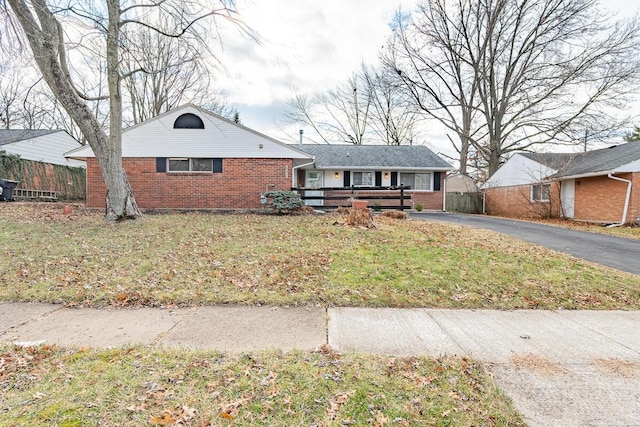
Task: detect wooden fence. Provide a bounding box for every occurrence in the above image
[446,192,484,214]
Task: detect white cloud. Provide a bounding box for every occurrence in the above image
[214,0,640,154]
[216,1,416,118]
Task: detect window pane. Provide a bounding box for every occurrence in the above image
[353,172,373,186]
[399,173,415,188]
[191,158,213,172]
[415,173,432,190]
[168,158,189,171]
[541,184,550,201]
[532,184,550,201]
[532,185,541,201]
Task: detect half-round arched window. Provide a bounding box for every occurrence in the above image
[173,113,204,129]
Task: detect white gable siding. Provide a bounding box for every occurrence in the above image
[66,105,311,161]
[615,159,640,174]
[3,131,85,167]
[482,154,558,188]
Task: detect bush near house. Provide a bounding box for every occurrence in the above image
[264,191,304,213]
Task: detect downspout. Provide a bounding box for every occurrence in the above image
[292,159,315,188]
[292,129,315,188]
[606,173,632,227]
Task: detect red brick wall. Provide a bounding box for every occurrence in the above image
[484,174,640,224]
[484,182,561,218]
[573,173,638,223]
[631,173,640,223]
[86,157,293,209]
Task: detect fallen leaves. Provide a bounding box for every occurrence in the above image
[150,405,197,426]
[510,353,567,376]
[328,390,355,420]
[593,358,640,378]
[219,396,250,419]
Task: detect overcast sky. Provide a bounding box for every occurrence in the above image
[216,0,640,155]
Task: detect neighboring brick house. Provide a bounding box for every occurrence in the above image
[65,104,453,210]
[482,142,640,224]
[297,145,453,210]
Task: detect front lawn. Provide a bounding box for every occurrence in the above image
[1,203,637,310]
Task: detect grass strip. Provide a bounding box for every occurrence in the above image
[0,344,525,426]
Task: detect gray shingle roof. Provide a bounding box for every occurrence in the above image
[299,144,453,170]
[523,142,640,179]
[556,142,640,177]
[0,129,58,146]
[520,152,576,170]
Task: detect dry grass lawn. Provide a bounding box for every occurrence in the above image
[0,203,637,310]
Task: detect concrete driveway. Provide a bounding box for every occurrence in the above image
[411,212,640,275]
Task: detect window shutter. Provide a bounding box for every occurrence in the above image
[434,172,441,191]
[213,158,223,173]
[343,171,350,187]
[156,158,166,173]
[375,171,382,187]
[391,172,398,186]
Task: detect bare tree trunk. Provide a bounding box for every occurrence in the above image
[8,0,141,220]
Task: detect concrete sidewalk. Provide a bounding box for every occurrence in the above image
[2,303,639,426]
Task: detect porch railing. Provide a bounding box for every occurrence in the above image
[292,185,411,210]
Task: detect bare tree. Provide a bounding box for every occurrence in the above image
[286,73,372,144]
[121,20,211,125]
[387,0,640,176]
[383,5,482,173]
[4,0,240,220]
[285,63,420,145]
[362,64,419,145]
[0,65,23,128]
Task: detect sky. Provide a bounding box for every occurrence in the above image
[215,0,418,142]
[215,0,640,157]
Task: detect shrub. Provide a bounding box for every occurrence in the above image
[264,191,304,213]
[373,202,382,212]
[415,203,423,212]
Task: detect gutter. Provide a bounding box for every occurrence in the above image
[606,173,633,227]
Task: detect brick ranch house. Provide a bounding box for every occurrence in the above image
[482,142,640,224]
[65,104,313,209]
[65,104,453,210]
[297,144,453,210]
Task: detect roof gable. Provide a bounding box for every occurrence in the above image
[67,104,312,160]
[299,144,453,170]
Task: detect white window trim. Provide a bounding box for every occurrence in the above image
[400,172,434,192]
[531,183,551,202]
[167,157,213,173]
